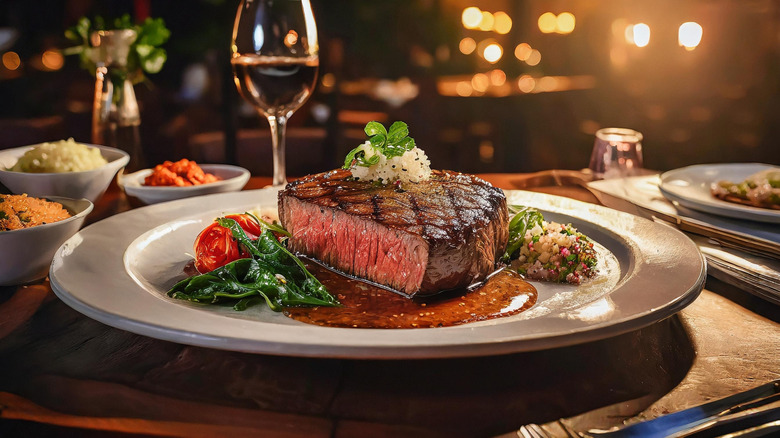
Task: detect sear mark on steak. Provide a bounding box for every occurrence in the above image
[278,169,508,297]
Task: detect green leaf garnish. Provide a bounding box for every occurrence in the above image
[342,121,416,169]
[168,217,339,311]
[503,205,545,262]
[364,121,387,137]
[386,121,409,144]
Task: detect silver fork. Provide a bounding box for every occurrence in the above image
[507,380,780,438]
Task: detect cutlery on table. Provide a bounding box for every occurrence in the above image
[505,379,780,438]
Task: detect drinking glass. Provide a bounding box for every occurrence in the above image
[588,128,643,179]
[231,0,319,187]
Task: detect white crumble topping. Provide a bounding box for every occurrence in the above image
[349,141,432,184]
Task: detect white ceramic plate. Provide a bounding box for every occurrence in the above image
[659,163,780,224]
[119,164,250,205]
[49,189,705,359]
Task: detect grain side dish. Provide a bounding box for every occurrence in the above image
[9,138,108,173]
[143,159,221,186]
[506,208,597,284]
[0,194,72,231]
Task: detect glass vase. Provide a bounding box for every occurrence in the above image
[91,29,143,172]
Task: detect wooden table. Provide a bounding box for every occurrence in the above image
[1,172,778,437]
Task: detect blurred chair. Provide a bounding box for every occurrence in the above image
[188,127,328,177]
[0,116,66,149]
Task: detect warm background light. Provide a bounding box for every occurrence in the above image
[283,30,298,47]
[471,73,489,92]
[455,80,472,97]
[538,12,557,33]
[679,22,703,50]
[478,11,495,31]
[2,51,21,70]
[633,23,650,47]
[493,12,512,34]
[483,43,503,63]
[517,75,536,93]
[538,12,576,34]
[461,7,482,29]
[526,49,541,66]
[41,50,64,70]
[556,12,576,34]
[320,72,335,89]
[459,37,476,55]
[514,43,532,61]
[489,69,506,86]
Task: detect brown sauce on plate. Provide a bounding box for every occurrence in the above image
[285,263,537,329]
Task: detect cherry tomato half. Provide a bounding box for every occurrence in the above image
[193,214,263,273]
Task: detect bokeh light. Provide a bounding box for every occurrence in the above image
[624,25,635,44]
[526,49,541,66]
[679,22,703,50]
[471,73,490,92]
[459,37,477,55]
[493,12,512,34]
[483,43,503,63]
[478,11,495,31]
[320,72,335,89]
[2,51,21,70]
[514,43,532,61]
[538,12,557,34]
[633,23,650,47]
[479,140,494,162]
[41,50,64,70]
[537,76,558,92]
[518,75,536,93]
[556,12,575,34]
[489,69,506,86]
[284,30,298,47]
[462,7,482,29]
[455,81,473,97]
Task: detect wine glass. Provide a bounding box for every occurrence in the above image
[231,0,319,187]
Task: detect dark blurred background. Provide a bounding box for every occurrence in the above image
[1,0,778,177]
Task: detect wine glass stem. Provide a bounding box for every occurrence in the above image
[267,115,287,187]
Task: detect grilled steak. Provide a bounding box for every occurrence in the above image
[278,169,508,297]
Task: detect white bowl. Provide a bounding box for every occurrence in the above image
[0,143,130,203]
[0,196,94,285]
[118,164,250,205]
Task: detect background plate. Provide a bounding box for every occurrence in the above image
[50,189,705,359]
[659,163,780,224]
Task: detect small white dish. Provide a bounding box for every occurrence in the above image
[0,143,129,203]
[659,163,780,224]
[118,164,250,204]
[0,196,93,286]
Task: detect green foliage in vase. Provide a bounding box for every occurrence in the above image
[64,14,170,84]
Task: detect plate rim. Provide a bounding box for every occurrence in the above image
[49,188,706,359]
[659,163,780,223]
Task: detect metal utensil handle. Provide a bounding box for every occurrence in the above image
[586,380,779,438]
